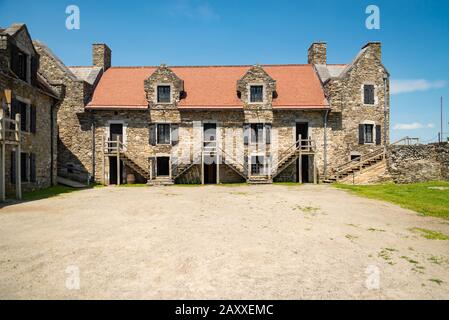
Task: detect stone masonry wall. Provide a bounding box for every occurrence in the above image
[34,42,94,181]
[323,43,390,173]
[0,72,57,195]
[387,144,449,184]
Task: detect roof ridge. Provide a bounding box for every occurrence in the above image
[79,64,315,70]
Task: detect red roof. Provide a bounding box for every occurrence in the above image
[86,65,329,110]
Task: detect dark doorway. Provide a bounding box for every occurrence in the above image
[296,155,310,183]
[203,123,217,149]
[204,164,217,184]
[109,157,124,185]
[296,122,308,145]
[157,157,170,176]
[110,123,123,142]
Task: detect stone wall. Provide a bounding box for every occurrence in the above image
[0,69,57,195]
[323,42,390,173]
[34,41,94,181]
[387,144,449,184]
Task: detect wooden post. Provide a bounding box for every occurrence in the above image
[169,156,172,180]
[216,151,220,184]
[201,150,204,185]
[15,114,21,200]
[116,136,120,186]
[101,135,105,185]
[298,154,302,184]
[0,109,5,201]
[313,155,317,184]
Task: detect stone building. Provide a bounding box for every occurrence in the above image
[0,24,59,200]
[36,35,390,186]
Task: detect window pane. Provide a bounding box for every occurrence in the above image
[251,155,265,175]
[250,123,264,144]
[157,124,170,144]
[364,124,374,143]
[157,86,171,103]
[250,86,263,103]
[364,85,374,104]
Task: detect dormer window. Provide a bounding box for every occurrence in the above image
[157,85,171,103]
[11,49,28,82]
[250,85,263,103]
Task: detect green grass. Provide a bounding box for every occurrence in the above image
[335,181,449,220]
[23,185,81,201]
[410,228,449,240]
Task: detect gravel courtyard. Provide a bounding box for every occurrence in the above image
[0,184,448,299]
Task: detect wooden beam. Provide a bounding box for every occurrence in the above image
[0,109,5,201]
[116,136,120,186]
[15,114,21,200]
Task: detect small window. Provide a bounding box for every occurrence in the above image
[157,85,171,103]
[11,49,28,82]
[251,155,265,175]
[19,102,28,132]
[250,123,264,144]
[364,84,375,105]
[250,85,263,103]
[20,152,28,182]
[157,124,171,145]
[364,124,374,144]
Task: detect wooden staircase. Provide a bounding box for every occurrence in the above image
[323,147,385,184]
[120,153,150,180]
[271,138,316,180]
[104,139,150,184]
[322,137,420,184]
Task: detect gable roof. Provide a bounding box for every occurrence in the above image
[86,64,329,110]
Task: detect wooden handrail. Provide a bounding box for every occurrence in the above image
[391,136,420,146]
[216,146,246,174]
[335,147,385,174]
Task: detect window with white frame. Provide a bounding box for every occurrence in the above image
[363,124,374,144]
[250,123,264,144]
[251,155,265,176]
[250,85,263,103]
[157,85,171,103]
[157,123,171,145]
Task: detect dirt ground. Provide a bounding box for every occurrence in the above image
[0,184,448,300]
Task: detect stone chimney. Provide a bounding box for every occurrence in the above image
[362,42,381,60]
[92,44,111,70]
[308,42,327,65]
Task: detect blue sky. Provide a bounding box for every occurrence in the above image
[1,0,448,142]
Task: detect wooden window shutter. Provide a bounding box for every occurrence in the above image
[30,105,37,133]
[171,124,179,146]
[11,151,16,184]
[31,56,38,86]
[376,125,382,145]
[359,124,365,145]
[243,124,250,145]
[265,124,271,144]
[30,153,36,182]
[20,102,27,132]
[149,124,156,146]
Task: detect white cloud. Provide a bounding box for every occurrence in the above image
[390,79,446,95]
[169,0,220,21]
[393,122,435,130]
